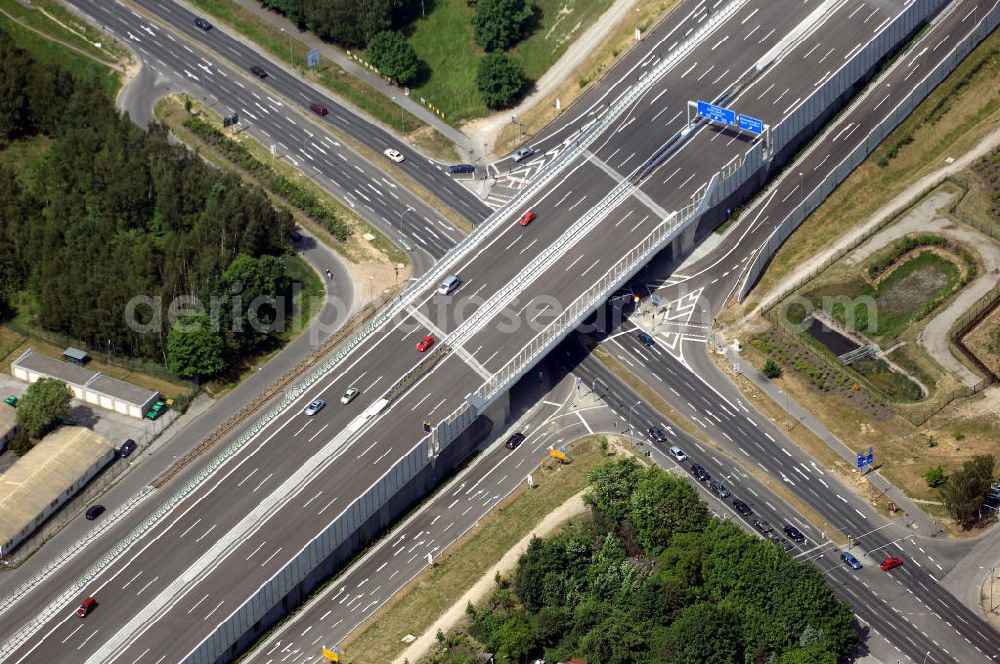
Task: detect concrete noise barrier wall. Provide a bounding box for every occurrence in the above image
[739,0,1000,300]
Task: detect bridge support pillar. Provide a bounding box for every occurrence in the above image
[671,221,698,259]
[482,389,510,430]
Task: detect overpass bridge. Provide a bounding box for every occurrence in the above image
[0,0,977,661]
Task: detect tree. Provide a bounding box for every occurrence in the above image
[663,602,743,663]
[472,0,534,51]
[15,377,72,437]
[941,455,995,526]
[924,465,945,488]
[8,427,33,456]
[476,52,527,110]
[630,469,708,552]
[492,614,535,660]
[167,314,227,379]
[763,359,782,379]
[367,31,420,85]
[585,457,645,526]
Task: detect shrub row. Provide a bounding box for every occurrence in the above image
[184,115,352,240]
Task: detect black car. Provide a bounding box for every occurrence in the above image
[194,17,212,31]
[691,463,710,482]
[250,65,268,78]
[752,518,773,534]
[449,164,475,174]
[119,439,137,458]
[783,524,806,543]
[85,505,105,521]
[505,432,525,450]
[636,331,654,347]
[732,499,753,517]
[646,426,667,443]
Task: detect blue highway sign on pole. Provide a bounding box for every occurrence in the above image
[696,100,736,126]
[307,48,320,68]
[856,447,874,469]
[737,113,764,134]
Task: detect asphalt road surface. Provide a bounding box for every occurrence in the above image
[4,1,997,663]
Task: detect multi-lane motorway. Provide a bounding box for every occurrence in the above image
[4,0,1000,662]
[66,0,481,264]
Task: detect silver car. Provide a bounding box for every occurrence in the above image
[512,147,535,162]
[304,399,326,416]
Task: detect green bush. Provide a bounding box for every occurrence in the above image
[924,466,946,488]
[762,359,782,379]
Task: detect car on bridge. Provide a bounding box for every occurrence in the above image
[841,552,863,570]
[76,597,97,618]
[341,388,359,405]
[384,148,405,163]
[518,210,536,226]
[880,556,904,571]
[416,335,434,352]
[304,399,326,416]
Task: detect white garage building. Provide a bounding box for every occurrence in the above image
[11,349,159,419]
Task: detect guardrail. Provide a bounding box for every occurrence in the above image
[739,0,997,300]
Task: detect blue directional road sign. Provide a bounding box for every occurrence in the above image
[307,48,320,69]
[856,447,874,469]
[737,113,764,134]
[697,100,736,126]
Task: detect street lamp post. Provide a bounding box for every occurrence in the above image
[628,400,641,436]
[281,27,293,68]
[392,96,404,133]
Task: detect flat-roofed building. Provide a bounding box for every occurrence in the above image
[0,404,15,453]
[0,427,116,554]
[11,349,159,419]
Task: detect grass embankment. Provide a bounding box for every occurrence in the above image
[396,0,612,126]
[492,0,681,155]
[182,0,458,161]
[743,31,1000,310]
[0,0,126,96]
[342,436,610,662]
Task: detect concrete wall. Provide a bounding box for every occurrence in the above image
[739,1,1000,299]
[190,413,495,663]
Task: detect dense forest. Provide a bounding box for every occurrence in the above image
[435,459,857,663]
[258,0,423,47]
[0,28,294,377]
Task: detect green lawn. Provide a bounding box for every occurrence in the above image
[396,0,612,125]
[0,0,121,97]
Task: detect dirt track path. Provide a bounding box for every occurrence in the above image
[392,491,588,664]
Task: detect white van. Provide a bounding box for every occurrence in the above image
[437,275,460,295]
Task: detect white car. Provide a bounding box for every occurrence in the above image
[341,387,359,404]
[383,148,405,163]
[304,399,326,416]
[668,445,687,462]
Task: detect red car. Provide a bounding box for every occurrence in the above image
[518,210,536,226]
[416,335,434,352]
[880,556,903,571]
[76,597,96,618]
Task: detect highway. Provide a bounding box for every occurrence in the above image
[3,0,998,662]
[65,0,475,262]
